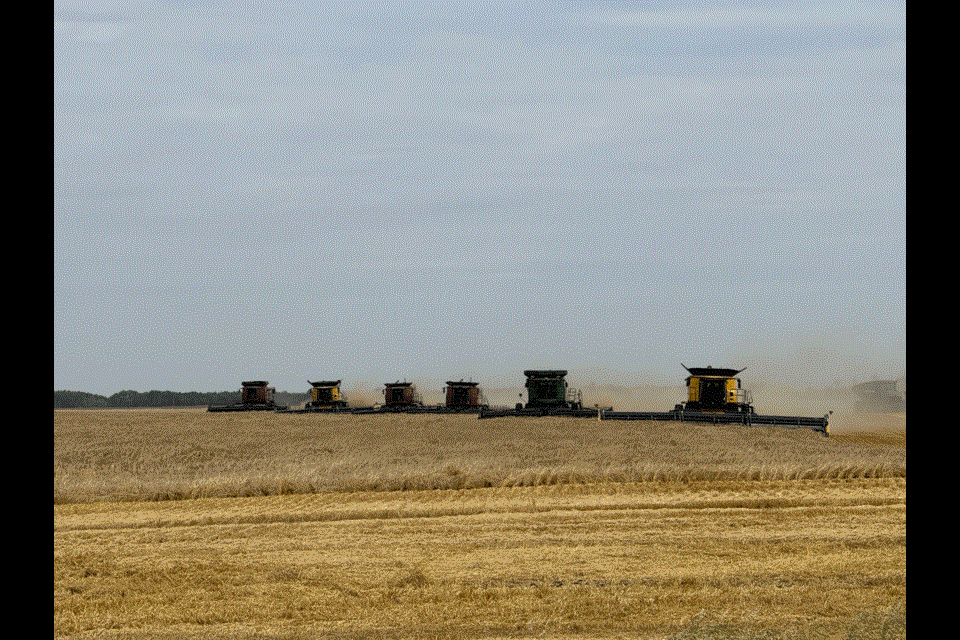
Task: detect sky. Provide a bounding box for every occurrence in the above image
[54,0,906,395]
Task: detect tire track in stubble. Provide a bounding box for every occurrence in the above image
[54,479,905,532]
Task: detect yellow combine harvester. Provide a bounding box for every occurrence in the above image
[277,380,350,413]
[307,380,348,409]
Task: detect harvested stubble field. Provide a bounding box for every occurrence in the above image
[54,407,905,639]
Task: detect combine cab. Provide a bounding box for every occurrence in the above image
[207,380,288,412]
[278,380,349,413]
[479,365,832,435]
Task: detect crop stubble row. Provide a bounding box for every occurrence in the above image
[54,409,906,638]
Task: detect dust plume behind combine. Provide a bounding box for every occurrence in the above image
[323,354,903,434]
[344,382,377,408]
[721,334,906,434]
[486,362,905,435]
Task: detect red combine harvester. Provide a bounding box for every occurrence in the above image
[351,380,489,414]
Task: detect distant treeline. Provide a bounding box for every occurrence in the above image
[54,390,310,409]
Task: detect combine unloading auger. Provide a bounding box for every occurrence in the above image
[478,366,831,436]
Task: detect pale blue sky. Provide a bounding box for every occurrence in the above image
[54,1,906,394]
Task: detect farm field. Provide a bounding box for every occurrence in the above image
[54,407,905,639]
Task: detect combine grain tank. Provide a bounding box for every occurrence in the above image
[479,365,832,435]
[207,380,288,412]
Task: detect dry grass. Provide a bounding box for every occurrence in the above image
[54,408,905,504]
[54,408,905,639]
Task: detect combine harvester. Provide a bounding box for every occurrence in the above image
[277,380,350,413]
[481,370,611,418]
[440,380,489,413]
[351,381,423,414]
[207,380,288,412]
[353,380,489,414]
[479,366,831,436]
[852,380,905,413]
[414,380,489,413]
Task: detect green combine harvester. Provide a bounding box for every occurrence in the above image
[479,370,609,417]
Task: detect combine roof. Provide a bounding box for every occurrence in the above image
[523,370,568,378]
[309,380,342,387]
[241,380,270,386]
[446,380,479,387]
[681,365,745,378]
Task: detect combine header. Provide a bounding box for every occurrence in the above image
[479,366,831,435]
[207,380,288,412]
[278,380,350,413]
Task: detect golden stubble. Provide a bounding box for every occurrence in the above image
[54,409,905,639]
[54,408,904,504]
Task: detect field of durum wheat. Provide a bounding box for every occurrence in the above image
[54,403,905,639]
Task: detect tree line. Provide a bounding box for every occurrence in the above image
[54,390,310,409]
